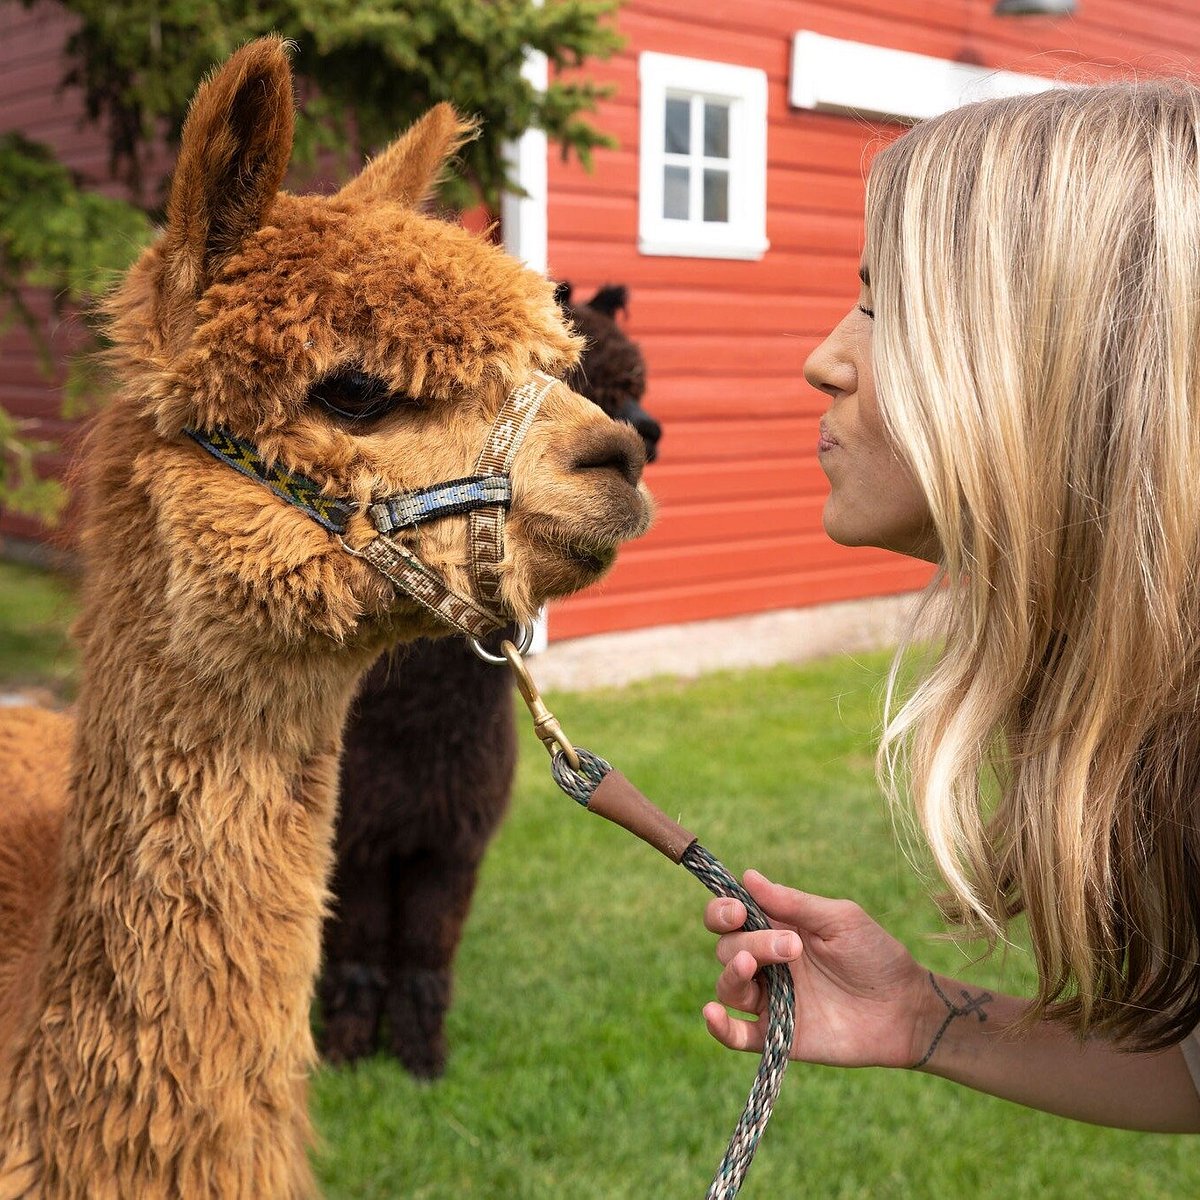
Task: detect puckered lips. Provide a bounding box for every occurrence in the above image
[817,419,841,455]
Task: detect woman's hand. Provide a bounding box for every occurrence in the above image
[704,871,1200,1131]
[703,869,931,1069]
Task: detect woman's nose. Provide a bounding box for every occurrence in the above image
[803,336,856,399]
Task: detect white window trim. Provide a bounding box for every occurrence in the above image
[500,33,551,653]
[500,47,548,274]
[639,52,769,261]
[789,31,1062,124]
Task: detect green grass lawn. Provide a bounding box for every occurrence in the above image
[310,663,1198,1200]
[0,562,1195,1197]
[0,561,78,696]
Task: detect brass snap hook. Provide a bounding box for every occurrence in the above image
[500,640,581,772]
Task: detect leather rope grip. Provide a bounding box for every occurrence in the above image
[586,769,697,864]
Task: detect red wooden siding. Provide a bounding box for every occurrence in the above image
[545,0,1200,638]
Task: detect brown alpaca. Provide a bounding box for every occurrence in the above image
[0,38,649,1199]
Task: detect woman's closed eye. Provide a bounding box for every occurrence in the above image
[858,304,875,320]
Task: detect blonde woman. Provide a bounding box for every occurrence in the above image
[704,81,1200,1132]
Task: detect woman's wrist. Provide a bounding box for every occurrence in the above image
[907,971,996,1073]
[899,975,1200,1131]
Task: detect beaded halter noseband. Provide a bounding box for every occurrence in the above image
[184,369,561,654]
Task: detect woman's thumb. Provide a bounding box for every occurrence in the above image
[743,869,858,937]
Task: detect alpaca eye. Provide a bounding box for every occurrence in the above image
[309,369,410,422]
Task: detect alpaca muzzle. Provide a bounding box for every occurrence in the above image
[184,370,563,652]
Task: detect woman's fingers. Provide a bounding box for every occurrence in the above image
[715,928,802,968]
[703,873,821,1060]
[705,873,861,943]
[715,949,764,1012]
[703,1001,766,1054]
[704,897,747,933]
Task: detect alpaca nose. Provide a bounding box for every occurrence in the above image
[569,422,646,487]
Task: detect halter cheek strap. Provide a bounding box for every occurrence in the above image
[339,370,558,641]
[470,371,559,607]
[344,534,509,641]
[183,369,560,643]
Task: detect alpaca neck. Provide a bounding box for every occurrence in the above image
[0,412,383,1197]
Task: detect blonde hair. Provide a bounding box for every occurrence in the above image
[870,81,1200,1049]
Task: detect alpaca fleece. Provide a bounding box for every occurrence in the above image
[322,284,659,1071]
[559,283,661,463]
[0,38,649,1199]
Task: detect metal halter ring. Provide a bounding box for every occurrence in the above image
[468,619,535,664]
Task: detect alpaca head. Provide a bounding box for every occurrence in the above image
[556,282,662,463]
[104,38,651,652]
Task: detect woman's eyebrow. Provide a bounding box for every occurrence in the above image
[858,264,871,287]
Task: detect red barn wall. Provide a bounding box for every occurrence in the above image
[545,0,1200,639]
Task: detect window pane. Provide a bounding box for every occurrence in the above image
[665,97,690,154]
[703,168,729,223]
[704,102,730,158]
[664,165,690,219]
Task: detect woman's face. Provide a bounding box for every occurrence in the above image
[803,266,939,564]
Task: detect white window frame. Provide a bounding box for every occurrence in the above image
[789,31,1061,124]
[639,52,769,261]
[500,35,551,652]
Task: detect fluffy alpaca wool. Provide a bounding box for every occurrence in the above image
[321,284,660,1072]
[0,38,649,1198]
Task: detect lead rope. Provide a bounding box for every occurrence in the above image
[491,639,796,1200]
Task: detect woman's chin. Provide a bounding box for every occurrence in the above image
[820,504,867,549]
[822,508,941,563]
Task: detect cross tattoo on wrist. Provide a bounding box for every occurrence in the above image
[911,972,993,1069]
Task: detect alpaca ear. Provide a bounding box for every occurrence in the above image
[553,281,574,307]
[335,103,478,209]
[163,37,295,298]
[587,284,628,318]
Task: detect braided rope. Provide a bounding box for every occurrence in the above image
[681,843,796,1200]
[550,748,795,1200]
[550,745,610,805]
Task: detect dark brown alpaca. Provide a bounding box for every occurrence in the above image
[558,283,661,463]
[320,284,659,1072]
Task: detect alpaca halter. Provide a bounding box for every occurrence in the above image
[184,370,560,650]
